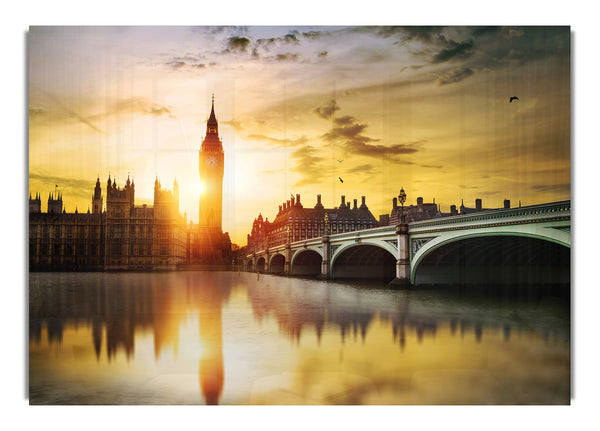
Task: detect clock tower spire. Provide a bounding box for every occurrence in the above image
[203,94,220,145]
[199,94,224,232]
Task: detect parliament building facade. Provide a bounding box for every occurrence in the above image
[29,98,231,271]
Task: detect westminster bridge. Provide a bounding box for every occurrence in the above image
[244,200,571,286]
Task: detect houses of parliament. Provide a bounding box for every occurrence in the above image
[28,98,231,271]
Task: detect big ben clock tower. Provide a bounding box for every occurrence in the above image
[199,95,224,233]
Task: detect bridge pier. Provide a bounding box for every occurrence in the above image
[265,250,270,273]
[284,243,291,275]
[389,223,411,287]
[317,235,331,279]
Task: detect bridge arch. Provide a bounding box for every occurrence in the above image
[269,253,286,274]
[411,230,570,285]
[290,249,322,276]
[256,256,266,273]
[331,243,396,280]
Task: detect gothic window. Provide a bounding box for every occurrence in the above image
[111,240,121,256]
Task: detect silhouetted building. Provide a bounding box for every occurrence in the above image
[381,194,513,224]
[247,194,377,252]
[29,192,105,271]
[29,176,187,271]
[190,97,231,264]
[29,96,232,270]
[457,198,499,215]
[388,196,442,224]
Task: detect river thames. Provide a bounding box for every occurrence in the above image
[28,271,570,405]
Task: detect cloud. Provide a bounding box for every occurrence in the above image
[145,104,173,118]
[313,99,340,120]
[290,145,330,187]
[29,172,97,208]
[471,26,501,37]
[530,184,571,194]
[85,98,175,122]
[262,168,285,175]
[466,26,569,70]
[346,164,375,175]
[30,172,96,190]
[163,53,208,70]
[167,60,186,69]
[221,119,244,132]
[245,133,309,148]
[420,164,443,169]
[321,115,420,162]
[31,89,159,133]
[40,90,106,134]
[506,28,524,39]
[257,32,301,48]
[431,39,474,63]
[274,53,299,62]
[189,26,250,37]
[302,30,328,39]
[283,32,300,44]
[436,67,474,85]
[29,106,47,119]
[227,36,251,52]
[398,26,446,43]
[351,26,445,43]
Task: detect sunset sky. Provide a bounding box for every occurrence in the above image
[28,26,570,245]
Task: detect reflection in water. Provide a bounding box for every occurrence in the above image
[28,272,570,405]
[193,276,228,405]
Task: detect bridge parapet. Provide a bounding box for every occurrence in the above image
[409,200,570,234]
[244,200,570,284]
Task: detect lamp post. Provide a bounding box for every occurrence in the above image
[398,187,407,223]
[390,187,411,288]
[319,212,331,280]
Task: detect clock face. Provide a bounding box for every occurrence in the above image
[206,156,218,168]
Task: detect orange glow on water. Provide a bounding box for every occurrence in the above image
[28,272,570,405]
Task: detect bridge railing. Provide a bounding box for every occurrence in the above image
[409,200,570,232]
[245,225,395,258]
[245,201,570,258]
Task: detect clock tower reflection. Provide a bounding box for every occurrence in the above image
[194,276,230,405]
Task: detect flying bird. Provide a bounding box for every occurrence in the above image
[337,159,343,163]
[338,177,344,183]
[509,96,519,103]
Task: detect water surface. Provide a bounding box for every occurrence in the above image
[29,271,570,404]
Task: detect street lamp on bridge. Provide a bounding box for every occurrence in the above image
[398,187,407,223]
